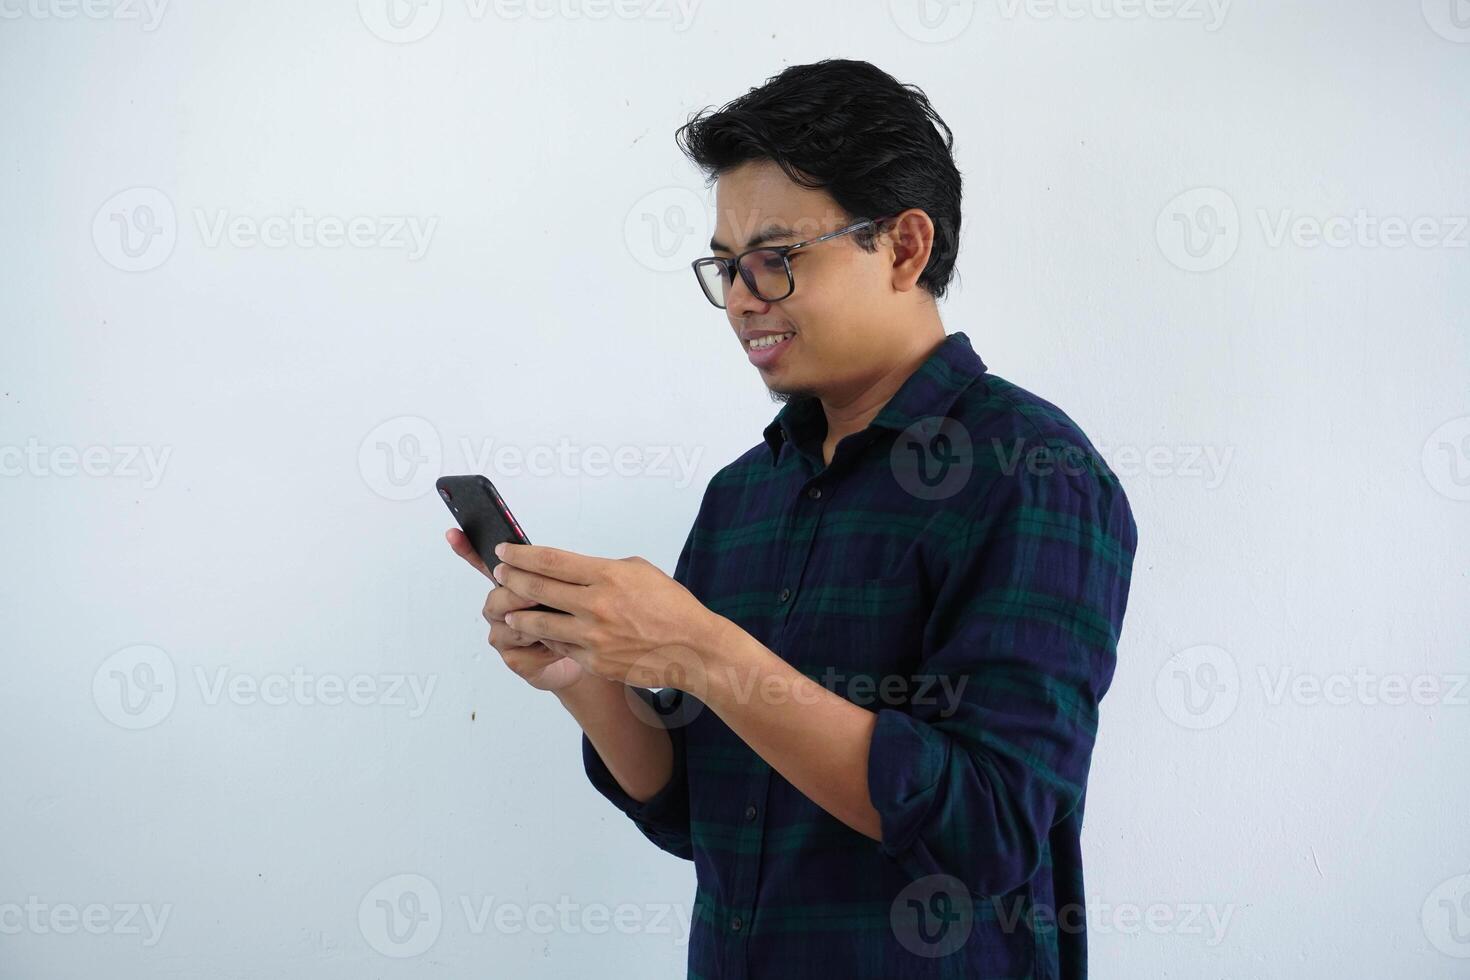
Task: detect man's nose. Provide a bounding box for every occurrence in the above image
[725,268,771,318]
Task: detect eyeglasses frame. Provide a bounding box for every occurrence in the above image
[690,212,902,309]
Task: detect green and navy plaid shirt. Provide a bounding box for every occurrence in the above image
[583,332,1137,979]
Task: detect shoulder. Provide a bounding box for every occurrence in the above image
[950,370,1128,500]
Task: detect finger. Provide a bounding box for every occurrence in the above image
[543,639,578,659]
[489,620,543,651]
[446,527,494,579]
[492,563,591,615]
[494,543,602,586]
[495,638,564,676]
[504,607,583,646]
[483,586,544,624]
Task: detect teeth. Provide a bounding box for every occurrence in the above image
[747,332,795,350]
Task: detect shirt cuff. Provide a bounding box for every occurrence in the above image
[581,687,692,846]
[867,706,952,858]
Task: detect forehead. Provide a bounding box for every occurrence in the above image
[710,160,844,248]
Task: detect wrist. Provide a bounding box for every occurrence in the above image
[685,609,737,673]
[689,613,776,713]
[551,668,619,710]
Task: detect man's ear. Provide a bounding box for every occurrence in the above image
[886,209,936,292]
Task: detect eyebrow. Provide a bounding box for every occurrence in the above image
[709,223,801,253]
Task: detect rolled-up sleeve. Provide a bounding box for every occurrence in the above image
[582,685,695,861]
[867,442,1137,896]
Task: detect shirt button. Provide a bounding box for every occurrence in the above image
[778,588,791,603]
[731,915,744,932]
[744,804,757,821]
[806,486,822,500]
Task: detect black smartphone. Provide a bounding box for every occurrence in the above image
[437,475,555,612]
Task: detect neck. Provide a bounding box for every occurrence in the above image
[819,314,947,465]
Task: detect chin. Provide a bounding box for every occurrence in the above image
[767,382,817,404]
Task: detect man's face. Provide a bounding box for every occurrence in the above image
[708,160,900,403]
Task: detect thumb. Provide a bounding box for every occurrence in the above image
[446,527,495,580]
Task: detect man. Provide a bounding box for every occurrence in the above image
[447,59,1137,979]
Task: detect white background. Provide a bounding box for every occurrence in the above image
[2,0,1468,976]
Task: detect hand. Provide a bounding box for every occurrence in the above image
[490,543,727,691]
[445,528,584,692]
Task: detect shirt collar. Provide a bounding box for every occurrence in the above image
[761,331,988,464]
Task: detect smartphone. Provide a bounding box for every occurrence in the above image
[437,475,555,612]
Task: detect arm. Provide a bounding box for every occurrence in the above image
[494,452,1135,891]
[553,670,673,803]
[559,671,695,861]
[446,524,693,855]
[695,619,884,840]
[691,450,1136,890]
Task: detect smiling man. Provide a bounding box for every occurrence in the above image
[447,59,1137,978]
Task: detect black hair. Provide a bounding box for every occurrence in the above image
[675,59,962,299]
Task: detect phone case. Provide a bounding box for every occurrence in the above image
[437,475,556,613]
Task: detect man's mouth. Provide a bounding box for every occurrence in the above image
[746,331,795,350]
[744,330,795,369]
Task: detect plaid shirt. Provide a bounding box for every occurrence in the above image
[582,332,1137,979]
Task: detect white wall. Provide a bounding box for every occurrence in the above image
[2,1,1467,976]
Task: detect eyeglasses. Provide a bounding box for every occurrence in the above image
[691,214,898,309]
